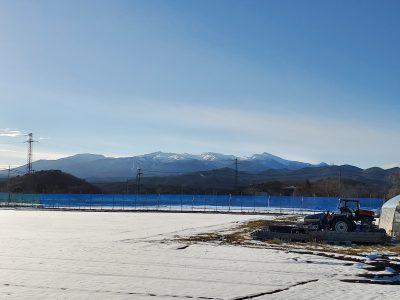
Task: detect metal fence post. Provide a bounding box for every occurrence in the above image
[292,195,295,214]
[134,193,137,210]
[214,193,217,212]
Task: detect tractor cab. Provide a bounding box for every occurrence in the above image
[338,198,375,224]
[338,198,360,214]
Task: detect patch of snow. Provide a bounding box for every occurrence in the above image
[355,262,368,269]
[373,274,400,283]
[384,267,397,274]
[366,252,382,260]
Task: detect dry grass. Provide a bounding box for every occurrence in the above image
[177,216,400,258]
[321,244,400,256]
[178,216,299,245]
[179,232,224,243]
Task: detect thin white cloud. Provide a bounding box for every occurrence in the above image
[383,163,400,169]
[126,101,400,168]
[0,149,17,152]
[0,128,22,137]
[0,149,72,169]
[34,150,69,160]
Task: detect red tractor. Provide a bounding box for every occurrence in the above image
[304,198,376,232]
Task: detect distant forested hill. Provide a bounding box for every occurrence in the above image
[93,165,400,198]
[0,170,101,194]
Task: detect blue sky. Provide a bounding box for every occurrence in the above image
[0,0,399,169]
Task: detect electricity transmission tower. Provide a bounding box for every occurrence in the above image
[26,133,35,174]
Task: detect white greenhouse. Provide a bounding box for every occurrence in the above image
[379,195,400,237]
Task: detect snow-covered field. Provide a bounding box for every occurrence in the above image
[0,210,398,299]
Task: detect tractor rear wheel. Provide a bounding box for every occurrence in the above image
[332,218,355,232]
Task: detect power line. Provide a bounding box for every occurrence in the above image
[0,168,24,174]
[10,169,25,174]
[0,141,25,145]
[144,170,188,174]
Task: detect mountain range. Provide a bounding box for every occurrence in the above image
[1,152,399,197]
[2,152,328,181]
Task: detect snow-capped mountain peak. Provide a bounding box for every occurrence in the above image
[199,152,236,161]
[247,152,282,161]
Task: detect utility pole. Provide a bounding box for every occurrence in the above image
[26,133,34,174]
[234,158,239,191]
[7,165,11,203]
[136,168,142,195]
[338,166,342,198]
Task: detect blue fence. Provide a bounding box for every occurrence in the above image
[0,193,384,214]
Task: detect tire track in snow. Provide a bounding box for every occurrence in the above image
[0,266,296,288]
[0,251,324,266]
[231,279,319,299]
[2,282,222,299]
[0,253,334,276]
